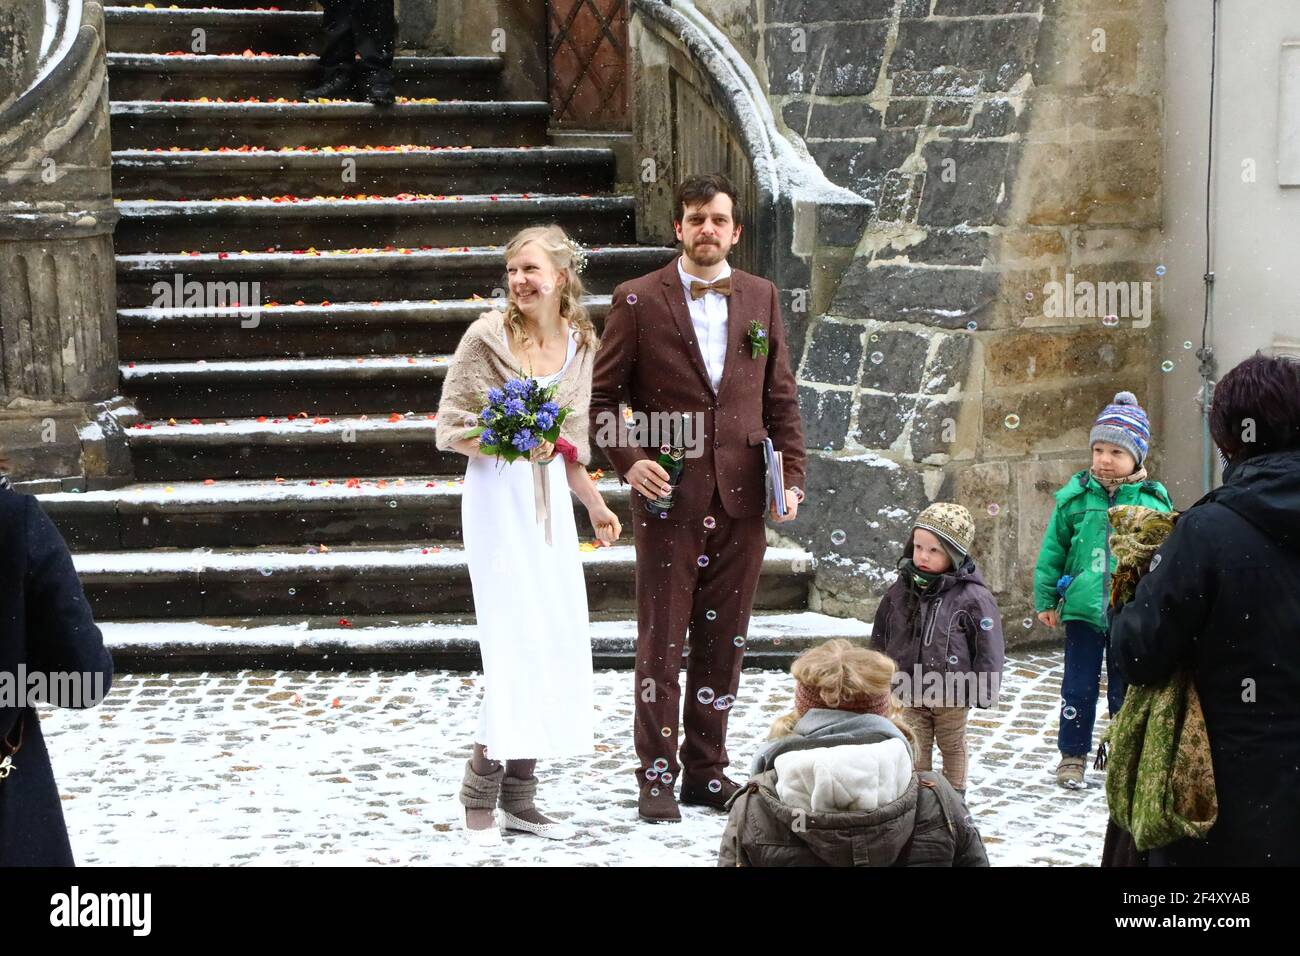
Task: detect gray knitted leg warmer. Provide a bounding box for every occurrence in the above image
[458,759,505,809]
[499,775,538,815]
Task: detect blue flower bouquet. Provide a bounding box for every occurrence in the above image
[464,376,570,464]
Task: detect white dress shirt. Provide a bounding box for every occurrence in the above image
[677,254,732,393]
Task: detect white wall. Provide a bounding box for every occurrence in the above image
[1162,0,1300,506]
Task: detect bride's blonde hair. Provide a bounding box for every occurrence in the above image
[767,639,916,753]
[502,224,597,351]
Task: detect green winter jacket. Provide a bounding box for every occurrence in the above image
[1032,470,1174,631]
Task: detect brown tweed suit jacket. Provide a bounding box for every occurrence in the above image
[589,257,807,520]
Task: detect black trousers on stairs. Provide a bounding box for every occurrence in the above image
[318,0,396,82]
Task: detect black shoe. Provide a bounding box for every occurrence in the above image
[304,72,355,100]
[366,75,396,106]
[680,773,740,810]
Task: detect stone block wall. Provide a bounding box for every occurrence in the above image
[697,0,1167,643]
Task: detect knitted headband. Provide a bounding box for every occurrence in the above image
[795,680,893,718]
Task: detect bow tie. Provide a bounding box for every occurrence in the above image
[689,276,732,299]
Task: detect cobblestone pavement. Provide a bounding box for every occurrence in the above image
[41,649,1111,866]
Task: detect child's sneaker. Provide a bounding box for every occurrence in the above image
[1056,755,1087,789]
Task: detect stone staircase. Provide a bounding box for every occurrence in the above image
[36,0,864,670]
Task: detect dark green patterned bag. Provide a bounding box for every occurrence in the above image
[1101,505,1218,852]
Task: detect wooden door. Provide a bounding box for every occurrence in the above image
[547,0,630,129]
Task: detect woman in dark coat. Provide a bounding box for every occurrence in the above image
[1110,353,1300,866]
[0,474,113,866]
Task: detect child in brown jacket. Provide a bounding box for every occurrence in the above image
[871,503,1005,796]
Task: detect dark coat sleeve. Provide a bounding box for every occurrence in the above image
[967,586,1005,708]
[1109,507,1214,687]
[761,280,806,491]
[23,496,113,705]
[588,282,647,484]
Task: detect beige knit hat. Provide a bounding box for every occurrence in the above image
[912,502,975,566]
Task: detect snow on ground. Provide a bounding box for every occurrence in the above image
[43,649,1109,866]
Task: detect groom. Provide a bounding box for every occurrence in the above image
[590,173,807,822]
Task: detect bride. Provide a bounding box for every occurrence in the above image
[435,224,622,845]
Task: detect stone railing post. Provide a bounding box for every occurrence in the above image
[0,1,133,491]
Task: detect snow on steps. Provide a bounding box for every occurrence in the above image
[99,610,866,671]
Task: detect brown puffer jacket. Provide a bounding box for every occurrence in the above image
[718,768,989,867]
[871,555,1005,708]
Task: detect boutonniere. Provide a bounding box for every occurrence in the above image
[747,320,769,359]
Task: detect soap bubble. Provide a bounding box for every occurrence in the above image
[733,635,746,648]
[714,694,736,711]
[707,779,722,793]
[697,555,710,568]
[645,768,659,780]
[1004,414,1021,429]
[1024,290,1034,301]
[979,617,994,631]
[1102,314,1120,328]
[627,293,638,304]
[697,687,715,705]
[1155,265,1166,276]
[703,515,716,529]
[870,351,884,365]
[830,529,847,546]
[705,609,717,621]
[1183,341,1193,350]
[987,503,1000,516]
[660,726,671,737]
[653,757,669,772]
[1161,360,1175,373]
[1022,617,1034,629]
[966,321,978,331]
[1062,705,1078,720]
[948,655,959,665]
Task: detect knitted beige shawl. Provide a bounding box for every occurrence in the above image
[435,309,594,464]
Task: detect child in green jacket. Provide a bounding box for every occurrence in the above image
[1033,391,1174,790]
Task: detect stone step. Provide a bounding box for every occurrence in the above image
[114,244,676,308]
[106,52,502,101]
[40,475,633,550]
[117,295,612,359]
[108,99,551,149]
[104,6,322,55]
[121,354,452,417]
[100,610,868,671]
[112,193,638,253]
[111,146,615,200]
[126,412,450,479]
[124,413,616,480]
[116,0,320,8]
[71,544,814,619]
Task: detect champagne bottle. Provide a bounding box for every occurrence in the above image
[644,443,686,514]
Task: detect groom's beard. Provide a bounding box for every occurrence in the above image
[684,238,726,266]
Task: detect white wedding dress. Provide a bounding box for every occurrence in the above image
[460,328,594,759]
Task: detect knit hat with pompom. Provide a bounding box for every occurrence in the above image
[1090,390,1151,466]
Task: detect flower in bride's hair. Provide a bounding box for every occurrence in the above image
[563,235,587,274]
